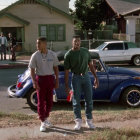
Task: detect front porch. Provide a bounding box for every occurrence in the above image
[0,12,30,51]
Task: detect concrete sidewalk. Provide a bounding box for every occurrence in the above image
[0,55,29,69]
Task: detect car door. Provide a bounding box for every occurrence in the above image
[89,60,110,100]
[99,43,125,62]
[123,42,137,61]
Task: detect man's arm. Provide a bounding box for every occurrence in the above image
[30,68,39,90]
[53,66,59,89]
[88,61,99,89]
[65,69,70,95]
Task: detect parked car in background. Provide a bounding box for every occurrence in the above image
[8,52,140,110]
[90,41,140,66]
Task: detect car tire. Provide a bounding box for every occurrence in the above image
[132,55,140,66]
[121,87,140,107]
[27,88,37,110]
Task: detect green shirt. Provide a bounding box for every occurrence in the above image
[64,47,91,74]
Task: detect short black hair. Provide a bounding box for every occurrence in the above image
[72,35,81,39]
[37,37,47,42]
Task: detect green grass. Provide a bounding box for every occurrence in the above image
[88,128,140,140]
[0,112,35,120]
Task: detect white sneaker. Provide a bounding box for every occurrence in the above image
[45,119,52,127]
[74,119,82,130]
[85,119,96,129]
[40,122,46,132]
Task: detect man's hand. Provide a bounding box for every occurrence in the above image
[94,77,99,89]
[55,80,59,89]
[65,86,70,95]
[33,81,40,90]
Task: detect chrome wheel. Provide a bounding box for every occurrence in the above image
[133,56,140,66]
[27,89,37,110]
[127,90,140,107]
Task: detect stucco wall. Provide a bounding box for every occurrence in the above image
[5,3,74,52]
[0,16,22,27]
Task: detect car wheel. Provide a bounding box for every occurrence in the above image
[121,87,140,107]
[132,56,140,66]
[27,88,37,110]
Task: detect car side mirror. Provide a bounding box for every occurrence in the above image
[104,48,108,51]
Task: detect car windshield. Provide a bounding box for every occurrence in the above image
[96,43,107,50]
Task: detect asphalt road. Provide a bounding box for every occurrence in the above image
[0,65,140,115]
[0,68,36,115]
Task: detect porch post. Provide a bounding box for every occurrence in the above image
[126,17,136,42]
[21,27,25,50]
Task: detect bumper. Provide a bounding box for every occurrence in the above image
[7,85,18,97]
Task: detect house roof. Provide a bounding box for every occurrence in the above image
[0,0,73,20]
[0,12,30,25]
[105,0,140,16]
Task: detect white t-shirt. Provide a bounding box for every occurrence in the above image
[1,37,5,45]
[28,50,59,76]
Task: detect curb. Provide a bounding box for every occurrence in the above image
[0,64,28,69]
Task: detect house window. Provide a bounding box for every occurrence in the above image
[39,24,66,41]
[136,19,140,33]
[40,26,47,37]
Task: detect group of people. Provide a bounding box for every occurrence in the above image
[29,35,99,132]
[0,32,17,61]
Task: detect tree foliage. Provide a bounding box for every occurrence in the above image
[74,0,105,30]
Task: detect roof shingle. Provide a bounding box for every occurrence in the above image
[106,0,140,16]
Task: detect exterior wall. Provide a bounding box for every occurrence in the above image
[117,18,126,33]
[126,18,136,42]
[0,16,22,27]
[6,3,74,52]
[50,0,69,13]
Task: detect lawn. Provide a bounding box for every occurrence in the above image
[0,102,140,140]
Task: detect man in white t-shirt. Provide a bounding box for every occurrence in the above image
[28,37,59,132]
[0,32,7,60]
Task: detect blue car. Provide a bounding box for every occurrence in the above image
[8,52,140,109]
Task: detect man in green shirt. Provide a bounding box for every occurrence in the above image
[64,35,99,130]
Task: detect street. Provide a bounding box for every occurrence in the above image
[0,65,140,115]
[0,68,36,115]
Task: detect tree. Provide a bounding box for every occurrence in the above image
[74,0,105,31]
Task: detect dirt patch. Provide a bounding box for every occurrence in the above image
[0,109,140,128]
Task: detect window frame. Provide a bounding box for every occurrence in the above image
[38,24,66,42]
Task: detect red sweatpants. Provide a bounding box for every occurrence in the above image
[36,75,55,122]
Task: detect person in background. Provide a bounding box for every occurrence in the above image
[0,32,7,60]
[8,33,17,61]
[0,34,2,60]
[64,35,99,130]
[28,37,59,132]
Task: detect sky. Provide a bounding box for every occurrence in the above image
[0,0,76,10]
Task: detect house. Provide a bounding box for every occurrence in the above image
[104,0,140,43]
[0,0,74,52]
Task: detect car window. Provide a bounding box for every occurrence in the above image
[127,42,137,48]
[92,59,104,72]
[124,43,128,50]
[104,43,123,50]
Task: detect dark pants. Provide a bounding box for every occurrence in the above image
[36,75,55,122]
[11,46,16,61]
[72,73,93,119]
[0,45,6,60]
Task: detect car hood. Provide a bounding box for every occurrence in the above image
[89,49,99,52]
[108,67,140,77]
